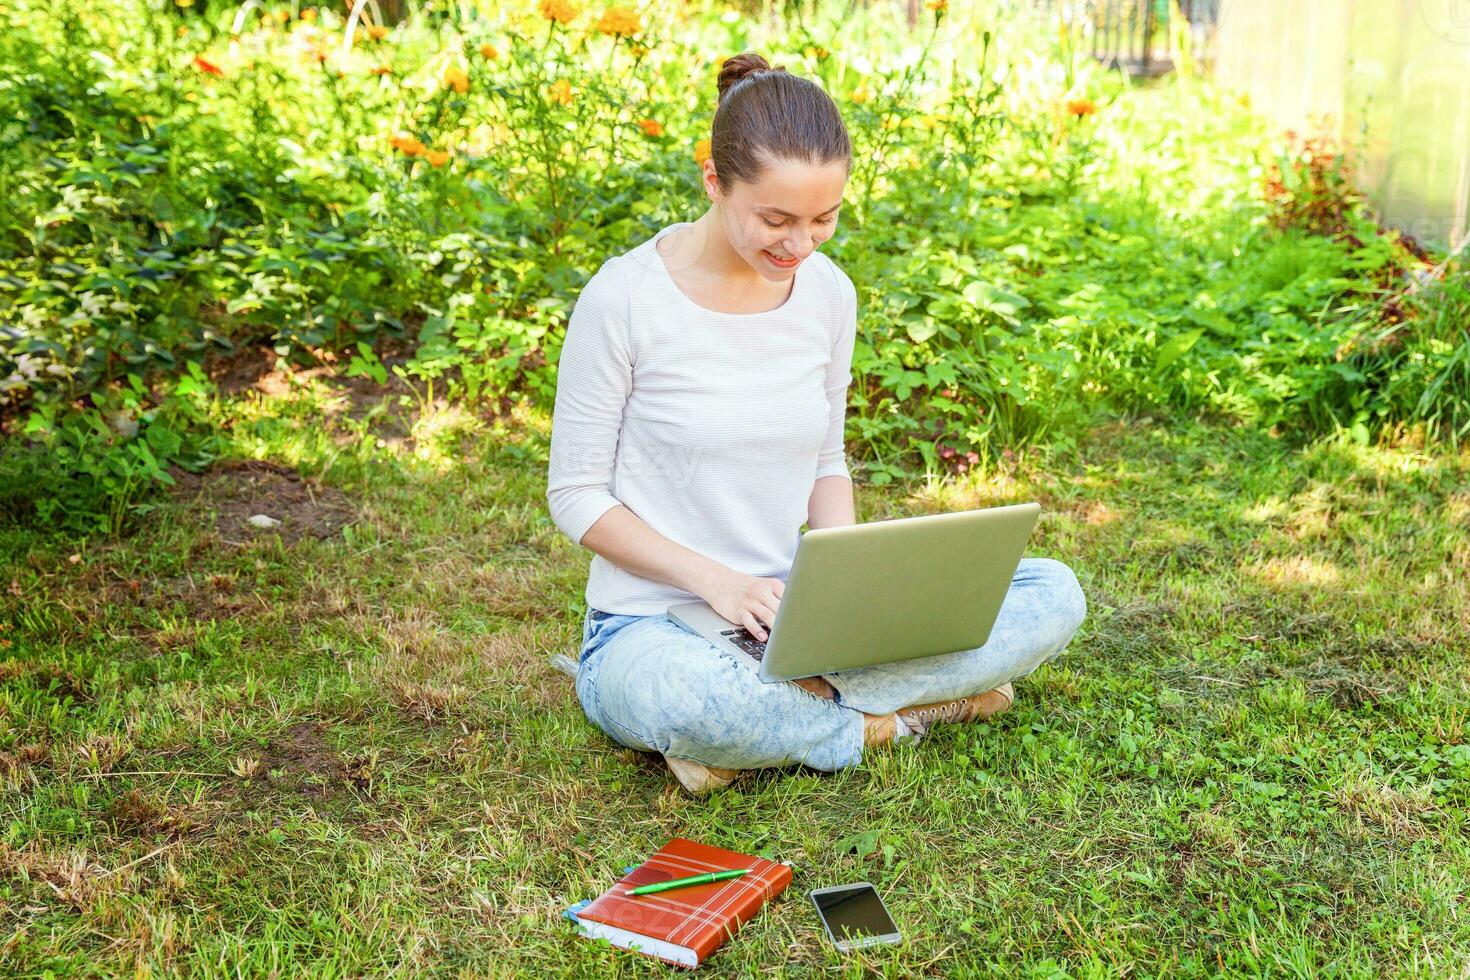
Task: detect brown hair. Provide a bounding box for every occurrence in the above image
[710,52,851,193]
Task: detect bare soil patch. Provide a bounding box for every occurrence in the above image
[208,344,279,395]
[252,721,368,800]
[181,459,357,541]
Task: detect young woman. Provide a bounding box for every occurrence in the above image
[547,53,1087,794]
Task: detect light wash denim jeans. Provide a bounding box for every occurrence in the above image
[573,557,1087,772]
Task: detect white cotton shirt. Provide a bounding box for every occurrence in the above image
[546,221,858,616]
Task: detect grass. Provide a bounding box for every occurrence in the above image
[2,371,1468,976]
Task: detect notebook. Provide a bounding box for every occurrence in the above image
[566,837,792,968]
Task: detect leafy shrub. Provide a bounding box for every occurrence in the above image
[2,365,218,534]
[1264,125,1366,240]
[1,0,1466,530]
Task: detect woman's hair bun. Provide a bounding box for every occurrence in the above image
[716,52,787,104]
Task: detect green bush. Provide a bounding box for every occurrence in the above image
[1,0,1465,528]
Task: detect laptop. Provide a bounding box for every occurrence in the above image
[667,502,1041,683]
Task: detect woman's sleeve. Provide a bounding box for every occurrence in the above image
[814,263,857,481]
[546,260,633,546]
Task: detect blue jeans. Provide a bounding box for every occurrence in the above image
[574,557,1087,772]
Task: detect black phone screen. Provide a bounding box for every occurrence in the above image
[812,884,899,942]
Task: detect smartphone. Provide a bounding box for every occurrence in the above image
[809,882,903,952]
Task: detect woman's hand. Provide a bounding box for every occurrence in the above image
[703,568,784,641]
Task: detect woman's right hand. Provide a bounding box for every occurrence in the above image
[703,569,785,641]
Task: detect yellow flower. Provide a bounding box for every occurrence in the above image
[595,6,641,36]
[479,42,498,59]
[547,78,574,105]
[803,45,829,61]
[365,24,389,40]
[537,0,578,24]
[693,137,711,166]
[851,83,870,104]
[925,0,947,9]
[628,41,649,58]
[439,63,470,94]
[637,118,663,137]
[300,6,316,20]
[175,0,194,7]
[425,149,451,167]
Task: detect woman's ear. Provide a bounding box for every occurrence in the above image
[701,160,720,203]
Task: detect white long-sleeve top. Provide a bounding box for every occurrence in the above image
[546,221,858,615]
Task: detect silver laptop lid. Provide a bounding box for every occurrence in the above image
[759,502,1041,682]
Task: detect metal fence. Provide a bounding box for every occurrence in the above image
[1038,0,1223,76]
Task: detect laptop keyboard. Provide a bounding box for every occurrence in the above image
[720,628,768,661]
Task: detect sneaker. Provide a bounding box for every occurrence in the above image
[663,755,740,795]
[897,682,1015,736]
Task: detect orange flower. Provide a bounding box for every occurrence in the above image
[439,64,470,94]
[425,149,451,167]
[637,118,663,137]
[693,137,711,166]
[479,42,499,59]
[1066,97,1098,117]
[365,24,389,40]
[595,6,641,35]
[300,6,316,19]
[547,78,574,105]
[803,44,829,61]
[390,133,427,156]
[537,0,578,24]
[925,0,947,9]
[192,54,224,76]
[369,63,392,75]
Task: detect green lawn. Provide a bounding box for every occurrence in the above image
[2,377,1468,976]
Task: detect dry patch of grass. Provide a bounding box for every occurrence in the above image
[1332,771,1445,842]
[1246,554,1344,588]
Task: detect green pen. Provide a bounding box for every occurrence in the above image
[626,869,749,896]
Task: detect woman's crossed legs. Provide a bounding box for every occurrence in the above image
[574,557,1087,772]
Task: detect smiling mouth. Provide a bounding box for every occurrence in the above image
[763,249,799,265]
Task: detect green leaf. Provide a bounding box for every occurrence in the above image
[905,316,939,343]
[835,829,880,859]
[962,281,1031,325]
[1155,327,1205,370]
[1182,307,1233,333]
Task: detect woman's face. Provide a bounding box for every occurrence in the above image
[705,156,849,280]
